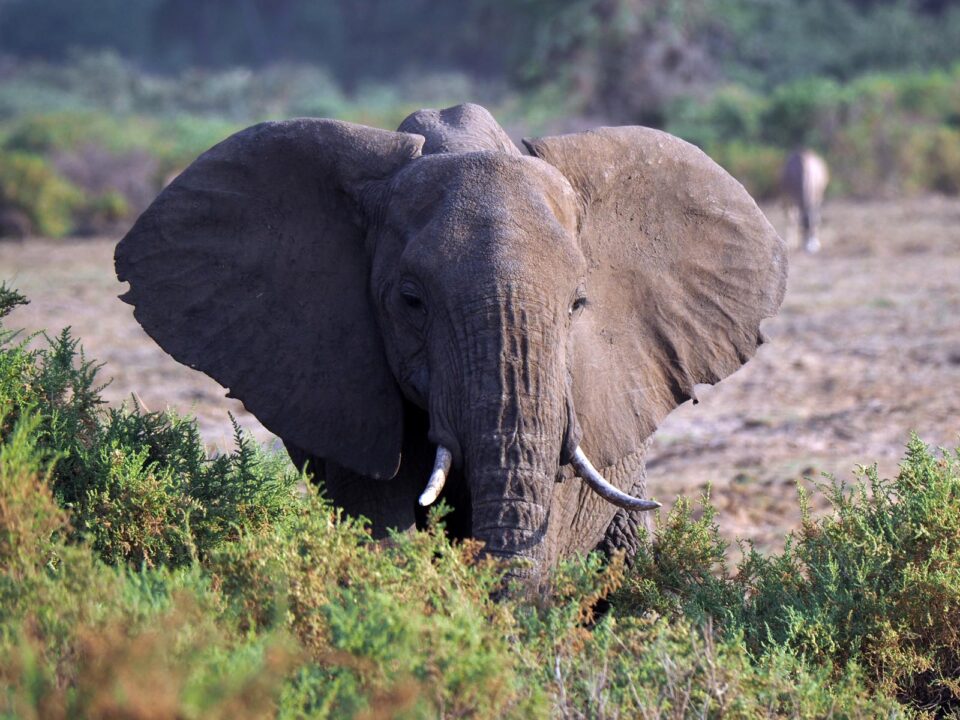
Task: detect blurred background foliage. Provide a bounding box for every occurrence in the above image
[0,0,959,236]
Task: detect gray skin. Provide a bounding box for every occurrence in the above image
[782,149,830,253]
[115,103,787,584]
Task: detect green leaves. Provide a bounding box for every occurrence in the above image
[2,285,959,716]
[750,437,960,706]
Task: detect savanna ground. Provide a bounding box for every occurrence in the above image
[1,195,959,554]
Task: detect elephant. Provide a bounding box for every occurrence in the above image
[781,149,829,253]
[115,103,787,584]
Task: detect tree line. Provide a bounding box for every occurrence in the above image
[1,0,959,123]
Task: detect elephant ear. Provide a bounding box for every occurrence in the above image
[116,119,424,479]
[525,127,787,467]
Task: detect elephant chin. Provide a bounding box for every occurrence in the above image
[416,441,660,570]
[465,456,554,579]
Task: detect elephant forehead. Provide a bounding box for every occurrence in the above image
[387,151,579,236]
[385,152,582,278]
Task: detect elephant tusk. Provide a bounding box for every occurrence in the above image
[419,445,453,507]
[571,447,661,512]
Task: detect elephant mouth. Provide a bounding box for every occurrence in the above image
[410,395,659,561]
[418,443,660,514]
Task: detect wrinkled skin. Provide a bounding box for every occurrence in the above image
[116,103,787,585]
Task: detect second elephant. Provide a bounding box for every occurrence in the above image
[782,148,830,253]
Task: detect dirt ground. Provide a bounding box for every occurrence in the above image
[1,196,958,553]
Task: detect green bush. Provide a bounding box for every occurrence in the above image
[76,190,130,229]
[829,119,902,198]
[666,67,960,198]
[738,439,960,708]
[2,111,241,171]
[666,85,765,149]
[759,76,845,149]
[3,112,145,156]
[5,57,960,212]
[710,142,785,200]
[144,115,242,171]
[894,67,960,122]
[612,491,738,625]
[902,125,960,196]
[0,152,84,237]
[610,437,960,713]
[0,112,246,237]
[4,281,960,716]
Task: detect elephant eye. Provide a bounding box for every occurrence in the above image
[570,296,588,315]
[401,289,425,313]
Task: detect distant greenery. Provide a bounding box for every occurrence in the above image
[712,0,960,89]
[2,281,959,716]
[666,66,960,199]
[0,51,538,238]
[0,50,960,237]
[0,152,84,237]
[2,0,959,105]
[0,49,536,237]
[1,52,959,238]
[2,0,960,236]
[0,109,238,238]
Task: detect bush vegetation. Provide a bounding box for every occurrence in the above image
[665,66,960,199]
[0,53,508,238]
[0,152,83,237]
[2,51,960,237]
[2,281,959,716]
[2,1,959,112]
[2,1,960,236]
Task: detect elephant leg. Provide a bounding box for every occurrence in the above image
[781,201,800,248]
[803,202,822,253]
[322,460,421,538]
[284,440,422,539]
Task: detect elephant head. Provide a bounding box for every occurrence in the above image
[116,104,786,581]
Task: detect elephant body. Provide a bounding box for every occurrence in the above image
[116,104,786,584]
[782,149,829,253]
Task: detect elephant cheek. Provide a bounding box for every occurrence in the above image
[399,364,429,409]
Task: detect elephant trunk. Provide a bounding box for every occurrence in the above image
[460,353,567,578]
[421,285,659,576]
[429,292,569,580]
[465,422,560,578]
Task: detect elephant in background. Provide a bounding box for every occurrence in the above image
[782,149,830,253]
[115,103,786,585]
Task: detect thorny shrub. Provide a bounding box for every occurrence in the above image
[0,282,954,718]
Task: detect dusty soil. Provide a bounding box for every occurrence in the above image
[2,196,959,553]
